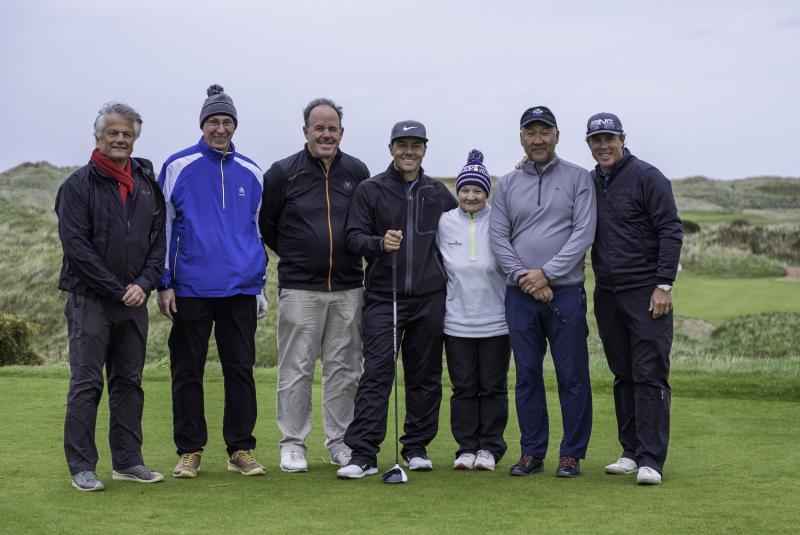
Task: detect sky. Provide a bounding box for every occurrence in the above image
[2,0,799,180]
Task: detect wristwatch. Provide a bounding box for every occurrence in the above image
[656,284,672,293]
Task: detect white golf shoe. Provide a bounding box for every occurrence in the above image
[473,450,496,471]
[336,463,378,479]
[453,453,476,470]
[404,455,433,471]
[637,466,662,485]
[280,450,308,473]
[605,457,638,474]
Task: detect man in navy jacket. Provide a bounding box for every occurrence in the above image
[157,85,267,478]
[585,112,682,486]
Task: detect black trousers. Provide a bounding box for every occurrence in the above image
[63,293,148,474]
[444,334,511,461]
[594,285,672,473]
[345,290,445,466]
[169,294,258,455]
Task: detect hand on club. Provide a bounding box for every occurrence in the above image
[383,229,403,252]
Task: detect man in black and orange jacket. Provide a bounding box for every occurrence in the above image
[260,98,370,472]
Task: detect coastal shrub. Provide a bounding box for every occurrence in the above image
[707,312,800,358]
[681,219,701,234]
[0,313,44,366]
[680,242,786,278]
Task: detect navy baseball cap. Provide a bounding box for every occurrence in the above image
[390,120,428,143]
[520,106,557,128]
[586,112,625,137]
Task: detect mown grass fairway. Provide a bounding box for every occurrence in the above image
[673,273,800,324]
[1,366,798,534]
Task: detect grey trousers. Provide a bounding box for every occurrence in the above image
[63,293,148,474]
[276,288,363,457]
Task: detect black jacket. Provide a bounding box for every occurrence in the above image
[591,149,682,292]
[56,158,166,301]
[260,145,370,291]
[346,164,457,296]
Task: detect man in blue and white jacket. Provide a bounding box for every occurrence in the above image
[157,85,268,478]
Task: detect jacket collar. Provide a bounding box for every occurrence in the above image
[595,148,634,185]
[523,155,560,177]
[197,136,235,161]
[457,203,491,221]
[385,162,426,184]
[304,143,342,172]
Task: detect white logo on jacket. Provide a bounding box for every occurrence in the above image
[238,186,246,197]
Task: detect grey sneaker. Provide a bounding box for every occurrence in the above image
[173,451,202,478]
[331,448,353,467]
[71,470,104,492]
[112,465,164,483]
[280,450,308,473]
[228,450,266,476]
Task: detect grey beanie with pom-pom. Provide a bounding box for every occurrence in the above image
[455,149,491,194]
[199,84,237,128]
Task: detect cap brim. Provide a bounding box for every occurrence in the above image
[586,129,624,137]
[521,119,557,128]
[391,135,428,142]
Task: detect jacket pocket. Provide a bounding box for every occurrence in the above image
[415,185,441,235]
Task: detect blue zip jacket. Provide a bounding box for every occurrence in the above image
[158,137,267,297]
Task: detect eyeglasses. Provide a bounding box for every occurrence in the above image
[205,118,235,129]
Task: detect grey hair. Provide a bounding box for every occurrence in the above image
[303,98,343,127]
[93,102,143,140]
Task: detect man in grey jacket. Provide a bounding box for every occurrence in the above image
[490,106,596,478]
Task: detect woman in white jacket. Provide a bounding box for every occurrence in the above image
[437,150,510,471]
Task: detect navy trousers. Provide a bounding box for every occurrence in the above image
[594,285,672,473]
[63,293,148,474]
[169,294,258,456]
[345,290,445,467]
[505,285,592,460]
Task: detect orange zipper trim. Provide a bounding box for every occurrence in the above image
[321,163,334,291]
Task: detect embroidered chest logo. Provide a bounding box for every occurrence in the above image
[238,186,246,197]
[448,240,463,247]
[344,180,353,191]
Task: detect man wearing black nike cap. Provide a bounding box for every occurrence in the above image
[337,120,457,479]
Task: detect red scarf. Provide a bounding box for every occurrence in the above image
[90,148,134,204]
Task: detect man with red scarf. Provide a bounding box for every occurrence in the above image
[56,102,166,492]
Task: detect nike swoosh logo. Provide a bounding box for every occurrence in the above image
[402,126,417,131]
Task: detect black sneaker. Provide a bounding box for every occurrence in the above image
[509,455,543,477]
[556,456,580,477]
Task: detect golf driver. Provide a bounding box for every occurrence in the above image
[382,260,408,485]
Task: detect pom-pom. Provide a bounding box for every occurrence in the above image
[467,149,484,166]
[207,84,224,97]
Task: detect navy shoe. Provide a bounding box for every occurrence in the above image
[555,456,580,477]
[509,455,543,477]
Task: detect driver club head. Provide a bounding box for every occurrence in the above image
[382,464,408,484]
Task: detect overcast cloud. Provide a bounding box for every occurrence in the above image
[1,0,798,179]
